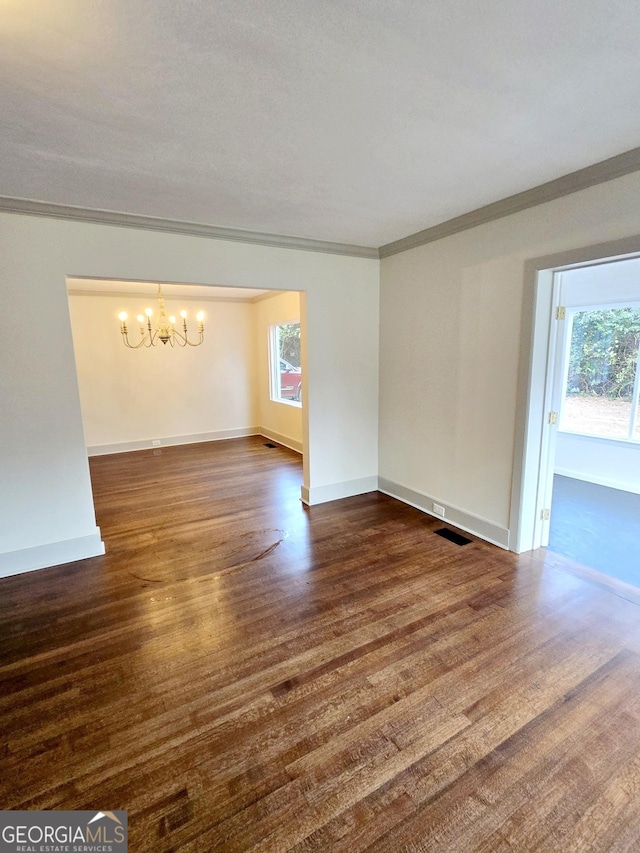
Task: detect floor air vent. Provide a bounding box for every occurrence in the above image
[434,528,472,546]
[263,442,277,448]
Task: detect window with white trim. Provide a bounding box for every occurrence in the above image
[269,321,302,406]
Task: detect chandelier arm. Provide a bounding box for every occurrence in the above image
[183,333,205,347]
[172,328,204,347]
[121,328,151,349]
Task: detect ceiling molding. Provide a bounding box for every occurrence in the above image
[0,196,380,260]
[67,288,260,304]
[3,145,640,263]
[379,146,640,258]
[250,290,289,303]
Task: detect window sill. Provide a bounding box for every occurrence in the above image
[271,397,302,409]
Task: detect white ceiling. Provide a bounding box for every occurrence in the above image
[2,0,640,248]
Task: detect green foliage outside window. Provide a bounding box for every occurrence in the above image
[279,322,301,368]
[567,308,640,400]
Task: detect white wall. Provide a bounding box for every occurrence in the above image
[559,256,640,307]
[0,213,379,575]
[0,221,104,574]
[555,432,640,494]
[379,171,640,549]
[253,291,303,453]
[68,290,257,453]
[11,169,640,573]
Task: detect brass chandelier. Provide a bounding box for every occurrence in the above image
[118,285,205,348]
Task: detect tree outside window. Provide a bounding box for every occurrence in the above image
[561,306,640,440]
[270,322,302,405]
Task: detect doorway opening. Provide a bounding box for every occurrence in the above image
[513,243,640,594]
[65,277,307,483]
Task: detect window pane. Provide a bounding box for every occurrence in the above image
[278,323,300,370]
[635,394,640,440]
[561,307,640,439]
[272,322,302,404]
[562,396,632,439]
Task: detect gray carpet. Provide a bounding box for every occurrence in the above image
[548,474,640,588]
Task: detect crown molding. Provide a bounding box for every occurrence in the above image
[379,146,640,258]
[250,290,289,303]
[66,288,262,304]
[0,196,380,260]
[4,145,640,263]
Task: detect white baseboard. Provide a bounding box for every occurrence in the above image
[88,427,260,456]
[301,476,379,506]
[378,477,510,550]
[554,468,640,496]
[0,530,105,578]
[259,429,303,455]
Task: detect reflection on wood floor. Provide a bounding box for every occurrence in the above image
[2,437,640,851]
[549,474,640,589]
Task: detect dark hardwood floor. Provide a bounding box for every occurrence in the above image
[2,436,640,851]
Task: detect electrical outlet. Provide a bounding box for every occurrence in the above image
[432,502,445,517]
[152,439,161,446]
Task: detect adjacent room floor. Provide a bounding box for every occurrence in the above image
[2,439,640,851]
[549,474,640,589]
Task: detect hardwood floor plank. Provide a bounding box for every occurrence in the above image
[1,437,640,851]
[363,650,640,852]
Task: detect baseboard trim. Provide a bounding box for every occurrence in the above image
[554,468,640,496]
[378,477,510,550]
[259,429,303,455]
[88,427,260,456]
[301,476,379,506]
[0,531,105,578]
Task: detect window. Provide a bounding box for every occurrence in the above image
[269,321,302,405]
[560,306,640,441]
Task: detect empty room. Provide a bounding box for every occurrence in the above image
[2,2,640,851]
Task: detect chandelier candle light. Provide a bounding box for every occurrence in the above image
[118,285,205,348]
